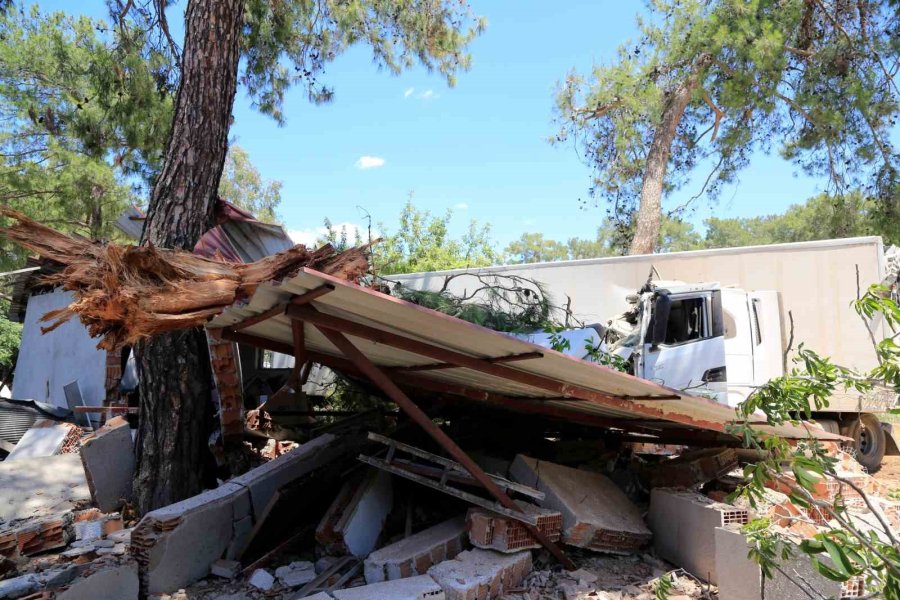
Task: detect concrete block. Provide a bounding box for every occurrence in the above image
[55,559,139,600]
[79,419,134,512]
[230,433,341,516]
[6,422,76,460]
[647,489,749,584]
[225,514,254,560]
[210,559,241,579]
[332,574,445,600]
[427,549,531,600]
[249,568,275,591]
[365,516,467,584]
[715,525,852,600]
[301,594,334,600]
[275,560,316,587]
[467,503,561,553]
[318,468,393,558]
[0,453,91,521]
[509,455,650,554]
[0,573,40,599]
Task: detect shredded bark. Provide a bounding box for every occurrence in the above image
[0,207,370,350]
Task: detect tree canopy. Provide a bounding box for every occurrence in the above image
[554,0,898,254]
[218,144,283,224]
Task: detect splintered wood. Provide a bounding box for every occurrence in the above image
[0,208,370,350]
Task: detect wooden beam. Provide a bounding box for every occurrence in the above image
[311,321,575,570]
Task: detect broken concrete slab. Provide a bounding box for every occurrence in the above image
[210,559,241,579]
[0,511,73,558]
[332,574,446,600]
[275,560,316,587]
[0,573,40,599]
[467,503,562,553]
[249,568,275,591]
[79,418,134,512]
[5,421,81,461]
[647,488,749,584]
[509,455,650,554]
[55,558,139,600]
[364,515,467,584]
[714,525,859,600]
[427,548,532,600]
[317,468,392,558]
[0,453,91,521]
[131,434,344,595]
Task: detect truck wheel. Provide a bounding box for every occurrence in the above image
[844,414,886,473]
[817,419,841,435]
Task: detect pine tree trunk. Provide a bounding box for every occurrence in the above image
[628,56,710,256]
[134,0,245,514]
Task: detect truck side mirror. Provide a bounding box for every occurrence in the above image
[648,293,671,347]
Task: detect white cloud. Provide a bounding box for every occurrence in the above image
[288,222,378,248]
[417,89,438,101]
[355,156,386,170]
[404,87,415,98]
[453,202,469,210]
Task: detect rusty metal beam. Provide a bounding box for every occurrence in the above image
[287,304,724,432]
[227,284,335,332]
[311,321,575,570]
[390,351,544,373]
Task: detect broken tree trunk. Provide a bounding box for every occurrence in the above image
[0,207,371,513]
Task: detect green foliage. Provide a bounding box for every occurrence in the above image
[242,0,485,124]
[0,301,21,372]
[372,200,498,275]
[390,273,560,334]
[728,283,900,595]
[218,145,283,223]
[0,3,175,268]
[554,0,897,249]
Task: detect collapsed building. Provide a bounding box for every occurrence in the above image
[0,208,897,600]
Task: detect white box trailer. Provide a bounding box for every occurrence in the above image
[392,237,899,469]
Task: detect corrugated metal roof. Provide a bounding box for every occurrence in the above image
[207,268,845,442]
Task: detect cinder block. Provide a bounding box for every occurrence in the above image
[364,516,467,584]
[80,419,135,512]
[428,549,532,600]
[647,488,749,584]
[467,503,561,553]
[714,525,858,600]
[332,574,445,600]
[640,448,738,489]
[509,455,650,554]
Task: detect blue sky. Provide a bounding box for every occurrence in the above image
[39,1,846,248]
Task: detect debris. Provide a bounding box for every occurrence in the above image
[209,559,241,580]
[0,454,91,521]
[54,558,139,600]
[466,503,562,553]
[331,574,446,600]
[509,455,651,554]
[427,548,532,600]
[364,515,467,584]
[247,568,275,591]
[130,434,344,594]
[715,524,859,600]
[79,417,134,512]
[0,573,40,599]
[5,420,82,461]
[647,488,749,584]
[316,468,393,557]
[274,560,316,587]
[0,512,73,558]
[639,448,738,489]
[0,207,371,350]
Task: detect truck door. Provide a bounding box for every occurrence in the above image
[640,291,727,400]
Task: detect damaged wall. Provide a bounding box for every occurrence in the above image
[12,290,105,410]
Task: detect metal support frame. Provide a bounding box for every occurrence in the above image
[229,283,335,332]
[390,351,544,373]
[305,310,575,569]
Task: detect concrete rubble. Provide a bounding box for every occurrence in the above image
[510,454,652,554]
[316,468,393,557]
[5,421,82,462]
[466,503,562,553]
[427,548,532,600]
[364,515,467,583]
[79,417,134,512]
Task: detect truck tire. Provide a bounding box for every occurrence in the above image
[844,414,886,473]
